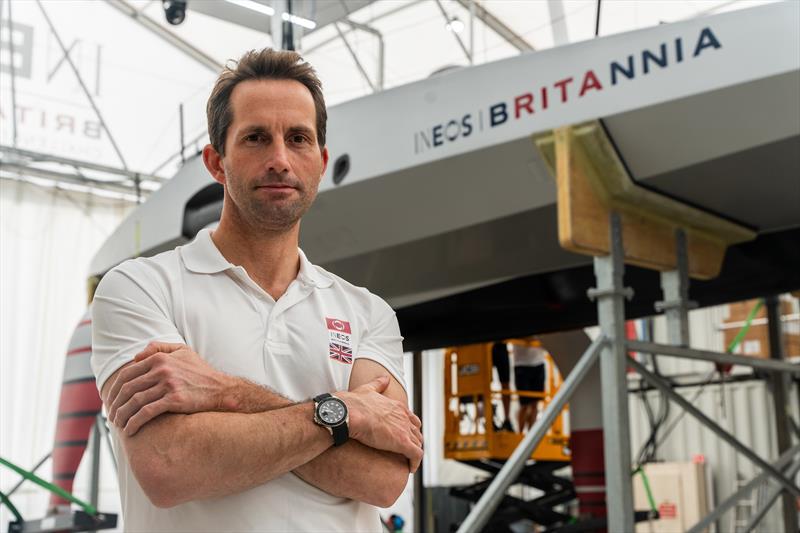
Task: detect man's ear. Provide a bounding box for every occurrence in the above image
[320,146,329,179]
[202,144,226,185]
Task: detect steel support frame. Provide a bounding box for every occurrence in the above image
[591,213,635,533]
[629,357,800,497]
[35,0,130,170]
[686,442,800,533]
[105,0,222,73]
[0,162,149,198]
[655,229,695,347]
[625,230,800,531]
[456,335,607,533]
[627,340,800,374]
[339,19,385,90]
[765,294,798,531]
[0,145,166,183]
[742,457,800,532]
[453,0,534,52]
[434,0,472,63]
[334,22,377,92]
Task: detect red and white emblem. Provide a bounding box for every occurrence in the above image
[325,317,351,334]
[326,317,353,364]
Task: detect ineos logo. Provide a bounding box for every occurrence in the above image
[331,320,345,331]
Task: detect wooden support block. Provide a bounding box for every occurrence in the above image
[534,122,756,280]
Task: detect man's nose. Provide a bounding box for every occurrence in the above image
[265,138,291,175]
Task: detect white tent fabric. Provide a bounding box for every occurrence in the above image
[0,179,132,528]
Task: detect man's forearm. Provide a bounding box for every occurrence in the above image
[124,402,331,507]
[220,378,409,506]
[293,442,409,507]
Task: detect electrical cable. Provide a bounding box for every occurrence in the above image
[634,468,657,513]
[646,299,765,452]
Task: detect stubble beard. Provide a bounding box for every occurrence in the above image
[226,169,316,232]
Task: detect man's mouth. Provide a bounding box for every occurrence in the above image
[256,183,297,191]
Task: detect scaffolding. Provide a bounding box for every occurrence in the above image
[457,123,800,533]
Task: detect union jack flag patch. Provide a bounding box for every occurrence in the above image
[326,317,353,365]
[329,342,353,364]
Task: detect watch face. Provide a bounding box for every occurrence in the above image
[318,398,346,425]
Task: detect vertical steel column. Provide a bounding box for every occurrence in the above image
[89,421,101,508]
[590,213,635,532]
[95,413,117,473]
[766,294,797,531]
[655,229,694,347]
[413,350,426,533]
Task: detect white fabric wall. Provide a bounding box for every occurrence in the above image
[0,179,132,530]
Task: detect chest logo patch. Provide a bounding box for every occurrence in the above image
[325,317,353,364]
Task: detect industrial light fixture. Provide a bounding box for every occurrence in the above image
[446,16,464,34]
[224,0,317,30]
[162,0,187,25]
[282,12,316,30]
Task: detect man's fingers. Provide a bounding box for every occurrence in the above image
[109,372,161,423]
[406,408,422,429]
[106,359,153,407]
[411,426,423,446]
[113,386,165,429]
[124,398,170,437]
[408,445,423,473]
[134,342,184,362]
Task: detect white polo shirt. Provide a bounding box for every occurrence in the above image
[91,229,405,532]
[510,344,546,367]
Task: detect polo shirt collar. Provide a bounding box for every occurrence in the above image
[181,229,231,274]
[297,248,334,289]
[181,229,334,288]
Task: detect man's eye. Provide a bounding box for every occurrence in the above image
[290,134,308,144]
[244,134,263,143]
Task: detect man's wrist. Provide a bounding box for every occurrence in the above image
[335,391,362,440]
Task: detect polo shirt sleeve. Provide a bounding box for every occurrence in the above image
[91,261,185,393]
[355,295,407,392]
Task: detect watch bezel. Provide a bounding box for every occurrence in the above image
[314,396,348,428]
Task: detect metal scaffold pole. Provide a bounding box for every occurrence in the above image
[589,212,635,533]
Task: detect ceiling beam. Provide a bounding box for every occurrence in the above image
[105,0,223,73]
[454,0,534,53]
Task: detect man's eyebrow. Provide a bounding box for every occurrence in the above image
[239,125,268,135]
[287,125,315,136]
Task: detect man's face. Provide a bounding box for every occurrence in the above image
[215,78,328,232]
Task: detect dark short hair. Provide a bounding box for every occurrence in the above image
[206,48,327,156]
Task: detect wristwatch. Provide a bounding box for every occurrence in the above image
[313,393,349,446]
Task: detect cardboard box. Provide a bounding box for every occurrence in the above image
[723,298,800,358]
[633,462,710,533]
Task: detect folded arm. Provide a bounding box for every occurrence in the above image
[101,368,332,508]
[292,358,417,507]
[105,343,422,508]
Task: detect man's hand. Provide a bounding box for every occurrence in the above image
[338,376,424,472]
[106,341,234,436]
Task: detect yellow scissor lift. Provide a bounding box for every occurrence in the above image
[444,340,570,462]
[444,341,575,529]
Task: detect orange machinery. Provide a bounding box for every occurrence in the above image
[443,340,570,462]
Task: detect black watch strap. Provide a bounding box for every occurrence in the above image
[314,393,332,402]
[331,422,349,447]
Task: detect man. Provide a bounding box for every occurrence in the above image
[91,49,422,532]
[510,338,547,433]
[491,341,514,432]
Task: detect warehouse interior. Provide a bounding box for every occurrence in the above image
[1,0,799,532]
